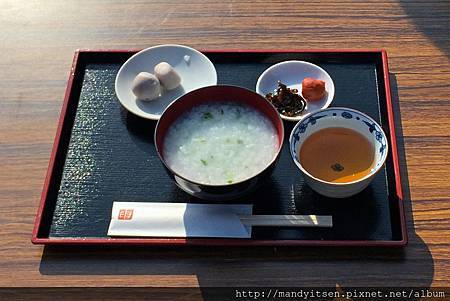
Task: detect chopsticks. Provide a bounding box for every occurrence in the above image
[238,215,332,227]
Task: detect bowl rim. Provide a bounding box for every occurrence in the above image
[114,44,218,120]
[154,84,285,187]
[289,106,389,186]
[255,60,335,122]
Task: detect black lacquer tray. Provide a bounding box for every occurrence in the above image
[32,49,407,246]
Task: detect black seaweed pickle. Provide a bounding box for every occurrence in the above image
[265,81,306,117]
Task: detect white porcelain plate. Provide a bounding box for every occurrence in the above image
[115,44,217,120]
[256,60,335,121]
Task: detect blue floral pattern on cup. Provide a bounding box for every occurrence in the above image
[290,107,388,160]
[341,112,353,119]
[362,120,387,154]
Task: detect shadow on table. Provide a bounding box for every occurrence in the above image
[39,75,433,298]
[399,0,450,58]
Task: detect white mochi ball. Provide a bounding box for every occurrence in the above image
[131,72,161,101]
[154,62,181,90]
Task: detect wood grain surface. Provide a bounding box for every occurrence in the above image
[0,0,449,299]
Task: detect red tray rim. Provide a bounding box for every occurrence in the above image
[31,49,407,247]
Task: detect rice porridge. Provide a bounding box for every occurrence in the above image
[163,102,278,185]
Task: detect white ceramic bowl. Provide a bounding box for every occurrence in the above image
[256,60,335,121]
[289,107,388,198]
[115,44,217,120]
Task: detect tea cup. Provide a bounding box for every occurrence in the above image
[289,107,388,198]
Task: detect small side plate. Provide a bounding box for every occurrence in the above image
[115,44,217,120]
[256,60,335,121]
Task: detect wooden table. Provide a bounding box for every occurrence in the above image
[1,0,449,300]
